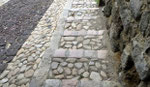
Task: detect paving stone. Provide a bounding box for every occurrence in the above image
[82,72,89,78]
[84,50,97,58]
[9,84,17,87]
[28,56,35,62]
[90,66,98,71]
[83,45,91,49]
[0,70,9,79]
[87,30,98,35]
[24,69,34,78]
[53,70,59,75]
[60,62,68,67]
[84,63,89,70]
[100,71,107,78]
[53,49,67,57]
[53,58,64,62]
[63,30,74,36]
[66,58,76,63]
[75,63,83,69]
[98,30,105,35]
[77,43,83,48]
[55,74,65,79]
[1,78,8,83]
[57,66,64,74]
[78,68,85,74]
[68,63,74,68]
[16,78,29,85]
[89,61,95,65]
[68,49,84,58]
[77,37,84,42]
[43,79,61,87]
[95,62,101,68]
[17,74,25,80]
[83,39,90,45]
[65,68,71,75]
[64,37,76,41]
[72,68,78,75]
[97,50,108,59]
[78,80,121,87]
[67,17,74,22]
[65,23,71,29]
[77,24,82,30]
[62,79,78,87]
[51,62,59,69]
[102,64,107,69]
[79,58,89,62]
[90,72,102,81]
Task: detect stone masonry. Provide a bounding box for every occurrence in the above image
[30,0,121,87]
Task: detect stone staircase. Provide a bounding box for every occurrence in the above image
[30,0,121,87]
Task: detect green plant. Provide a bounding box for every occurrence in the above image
[95,0,100,5]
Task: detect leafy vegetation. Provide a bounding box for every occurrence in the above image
[95,0,100,5]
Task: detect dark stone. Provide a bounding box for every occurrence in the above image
[99,0,105,6]
[118,0,132,30]
[130,0,143,19]
[139,11,150,37]
[109,23,122,52]
[109,4,123,52]
[0,38,6,46]
[148,0,150,4]
[132,34,150,80]
[103,0,112,17]
[5,56,14,63]
[0,63,8,73]
[6,48,18,56]
[121,44,134,70]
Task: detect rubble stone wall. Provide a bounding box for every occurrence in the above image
[103,0,150,86]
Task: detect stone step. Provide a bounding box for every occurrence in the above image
[43,79,121,87]
[69,8,99,11]
[78,80,122,87]
[63,30,105,36]
[66,16,98,22]
[72,2,97,5]
[52,49,108,59]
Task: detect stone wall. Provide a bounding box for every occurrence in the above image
[103,0,150,87]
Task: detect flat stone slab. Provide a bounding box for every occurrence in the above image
[43,79,62,87]
[62,79,78,87]
[77,80,122,87]
[53,49,67,58]
[97,50,108,59]
[69,8,99,11]
[66,16,98,22]
[72,2,97,5]
[63,30,105,36]
[53,49,108,59]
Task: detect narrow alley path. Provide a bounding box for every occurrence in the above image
[30,0,121,87]
[0,0,121,87]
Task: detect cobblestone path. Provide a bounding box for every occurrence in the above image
[0,0,121,87]
[30,0,121,87]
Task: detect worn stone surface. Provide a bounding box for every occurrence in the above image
[43,79,61,87]
[0,0,67,87]
[104,0,150,86]
[130,0,143,19]
[90,72,102,81]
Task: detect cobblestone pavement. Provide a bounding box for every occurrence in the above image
[0,0,121,87]
[30,0,121,87]
[0,0,66,86]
